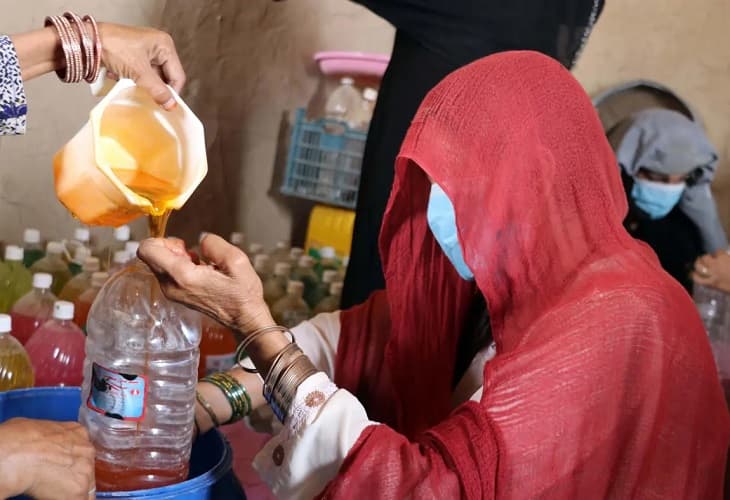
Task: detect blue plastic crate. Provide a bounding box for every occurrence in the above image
[281,108,367,209]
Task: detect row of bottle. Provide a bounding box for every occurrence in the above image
[325,77,378,132]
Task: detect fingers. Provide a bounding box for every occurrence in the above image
[200,234,250,274]
[157,36,186,94]
[138,238,195,278]
[135,68,176,110]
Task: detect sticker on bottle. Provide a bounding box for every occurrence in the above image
[204,352,236,376]
[86,363,148,421]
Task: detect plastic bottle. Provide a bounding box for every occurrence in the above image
[22,228,44,268]
[9,273,57,345]
[67,227,91,259]
[108,250,131,274]
[60,257,101,302]
[68,246,92,275]
[248,242,264,259]
[352,87,378,131]
[288,247,304,267]
[74,272,109,330]
[230,232,245,250]
[269,241,290,267]
[0,314,34,391]
[263,262,291,307]
[98,225,131,269]
[315,246,339,279]
[339,255,349,281]
[0,245,33,313]
[291,255,320,308]
[325,76,360,126]
[25,301,85,387]
[694,284,729,337]
[79,260,201,491]
[124,241,140,259]
[310,269,339,308]
[199,315,238,379]
[254,254,272,283]
[30,242,72,296]
[314,282,344,314]
[271,281,311,328]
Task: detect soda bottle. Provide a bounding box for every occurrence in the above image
[291,255,320,308]
[108,250,131,274]
[10,273,57,344]
[254,254,272,284]
[25,301,85,387]
[67,227,92,259]
[198,315,238,379]
[263,262,291,307]
[124,241,140,259]
[68,246,92,276]
[74,272,109,330]
[230,232,245,250]
[60,256,101,302]
[325,76,360,127]
[310,269,340,307]
[22,228,44,268]
[79,260,201,491]
[269,241,290,267]
[98,225,131,270]
[288,247,304,267]
[30,241,72,295]
[0,314,34,391]
[315,246,339,279]
[314,281,344,314]
[0,245,33,313]
[271,281,311,328]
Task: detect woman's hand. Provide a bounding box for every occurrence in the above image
[0,418,95,500]
[138,235,275,335]
[692,251,730,293]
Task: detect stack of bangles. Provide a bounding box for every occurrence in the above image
[44,12,102,83]
[196,325,318,431]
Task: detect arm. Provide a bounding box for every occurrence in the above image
[9,27,64,80]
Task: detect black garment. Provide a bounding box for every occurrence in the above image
[342,0,604,308]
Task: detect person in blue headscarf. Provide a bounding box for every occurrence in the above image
[610,108,726,292]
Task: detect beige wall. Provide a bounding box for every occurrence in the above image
[1,0,728,250]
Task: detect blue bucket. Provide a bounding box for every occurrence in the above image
[0,387,246,500]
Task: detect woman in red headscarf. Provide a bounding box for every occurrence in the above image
[140,51,729,499]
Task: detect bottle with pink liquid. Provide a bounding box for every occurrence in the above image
[26,301,86,387]
[9,273,57,345]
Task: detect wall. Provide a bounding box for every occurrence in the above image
[1,0,729,249]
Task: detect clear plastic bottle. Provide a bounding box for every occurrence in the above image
[108,250,131,274]
[25,301,85,387]
[271,281,311,328]
[74,272,109,330]
[30,241,73,295]
[291,255,320,308]
[0,314,34,391]
[254,254,272,283]
[199,315,238,379]
[60,257,101,302]
[79,260,201,492]
[22,228,44,268]
[310,269,339,308]
[352,87,378,131]
[124,241,140,259]
[269,241,290,268]
[68,246,92,276]
[98,225,131,270]
[230,232,245,250]
[315,246,339,279]
[288,247,304,267]
[263,262,291,307]
[67,227,91,260]
[9,273,57,345]
[314,282,344,314]
[325,76,360,126]
[0,245,33,313]
[248,242,264,259]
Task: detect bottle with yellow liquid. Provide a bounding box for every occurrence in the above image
[0,314,34,391]
[0,245,33,313]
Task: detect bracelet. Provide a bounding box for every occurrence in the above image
[195,390,221,428]
[82,15,102,83]
[270,355,318,423]
[201,372,252,424]
[63,12,93,81]
[235,325,295,373]
[263,342,302,397]
[44,12,101,84]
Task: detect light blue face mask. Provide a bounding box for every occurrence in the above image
[426,184,474,281]
[631,178,686,219]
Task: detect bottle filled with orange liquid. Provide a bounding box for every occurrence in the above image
[74,272,109,331]
[199,315,238,379]
[0,314,34,391]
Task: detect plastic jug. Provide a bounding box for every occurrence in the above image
[53,79,207,229]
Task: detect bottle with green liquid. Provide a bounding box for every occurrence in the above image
[0,246,33,313]
[22,228,44,268]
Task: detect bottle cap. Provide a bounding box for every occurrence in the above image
[53,301,74,320]
[274,262,292,276]
[199,231,209,244]
[290,247,304,259]
[73,246,91,265]
[91,272,109,287]
[330,282,344,296]
[0,314,11,333]
[124,241,140,256]
[113,250,130,264]
[114,225,131,242]
[275,241,288,251]
[298,255,314,268]
[254,254,270,270]
[83,257,100,272]
[287,280,304,295]
[46,241,65,254]
[33,273,53,289]
[230,232,245,246]
[249,243,263,255]
[24,228,41,244]
[363,87,378,101]
[320,246,336,259]
[340,77,354,85]
[74,228,90,242]
[4,245,23,262]
[322,270,338,284]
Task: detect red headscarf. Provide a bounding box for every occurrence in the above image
[328,52,729,498]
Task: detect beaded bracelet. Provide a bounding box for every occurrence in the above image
[201,372,252,424]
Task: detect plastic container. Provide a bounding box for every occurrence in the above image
[269,241,290,268]
[0,246,33,313]
[22,228,44,268]
[248,243,264,259]
[352,87,378,131]
[230,232,245,249]
[325,77,361,126]
[109,250,132,274]
[304,204,355,258]
[0,387,243,500]
[253,254,272,284]
[53,79,208,227]
[68,246,92,275]
[67,227,92,260]
[60,256,101,302]
[125,241,141,258]
[271,281,311,328]
[291,255,320,308]
[199,316,238,379]
[263,262,291,307]
[0,314,34,391]
[288,247,304,267]
[309,269,340,309]
[80,260,202,492]
[74,272,109,330]
[314,281,343,314]
[30,241,72,295]
[315,246,339,278]
[9,273,57,345]
[98,225,131,269]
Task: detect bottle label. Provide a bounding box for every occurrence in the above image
[86,363,148,421]
[204,352,236,376]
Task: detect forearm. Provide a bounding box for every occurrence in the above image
[10,27,65,81]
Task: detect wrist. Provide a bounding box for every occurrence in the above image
[234,303,276,336]
[0,452,26,498]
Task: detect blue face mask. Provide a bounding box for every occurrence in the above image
[631,178,686,219]
[426,184,474,281]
